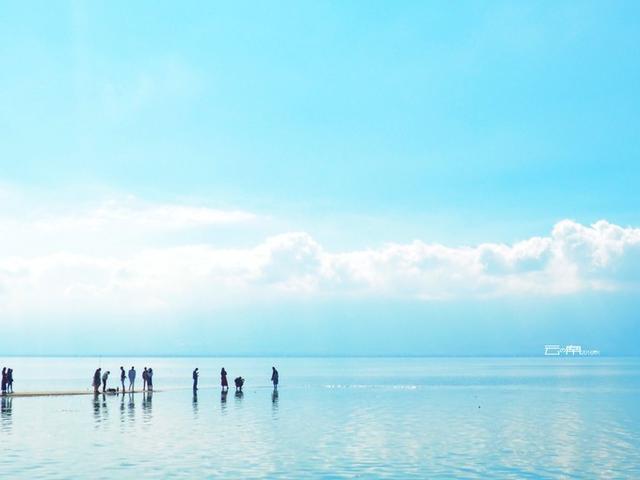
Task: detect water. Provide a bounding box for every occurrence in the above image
[0,357,639,479]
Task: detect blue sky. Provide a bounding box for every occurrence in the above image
[1,1,639,355]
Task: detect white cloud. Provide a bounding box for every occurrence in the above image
[31,199,255,232]
[1,205,639,316]
[0,194,257,258]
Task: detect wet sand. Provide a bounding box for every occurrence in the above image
[3,389,155,398]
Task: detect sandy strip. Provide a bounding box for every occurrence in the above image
[3,390,157,398]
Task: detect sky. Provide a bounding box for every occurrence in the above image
[1,1,639,355]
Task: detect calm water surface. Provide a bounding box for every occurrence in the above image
[0,357,638,479]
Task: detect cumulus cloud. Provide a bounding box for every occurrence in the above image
[1,208,639,315]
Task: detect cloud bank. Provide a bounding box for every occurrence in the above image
[1,196,639,315]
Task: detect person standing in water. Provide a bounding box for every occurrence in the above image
[192,368,199,391]
[120,366,126,392]
[271,366,279,389]
[128,366,136,391]
[102,370,110,392]
[142,367,148,391]
[220,367,228,392]
[234,376,245,392]
[147,368,154,391]
[93,368,102,393]
[1,368,7,394]
[7,369,13,393]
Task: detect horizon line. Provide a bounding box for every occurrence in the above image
[0,353,628,359]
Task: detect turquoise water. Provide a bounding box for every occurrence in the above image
[0,357,639,479]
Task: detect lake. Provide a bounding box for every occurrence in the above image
[1,357,639,478]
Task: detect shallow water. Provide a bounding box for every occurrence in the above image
[0,357,639,479]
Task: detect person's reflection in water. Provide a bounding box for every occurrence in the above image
[119,392,126,424]
[93,393,100,421]
[1,396,12,431]
[192,391,199,417]
[234,389,244,402]
[127,392,135,422]
[271,388,279,417]
[92,393,108,426]
[220,390,228,414]
[142,391,153,423]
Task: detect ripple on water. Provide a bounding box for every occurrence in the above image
[1,357,639,478]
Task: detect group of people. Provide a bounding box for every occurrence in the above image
[3,364,279,396]
[92,366,154,393]
[192,366,279,392]
[1,368,14,394]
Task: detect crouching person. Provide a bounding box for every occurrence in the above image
[234,376,244,392]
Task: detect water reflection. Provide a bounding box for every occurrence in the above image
[0,358,638,479]
[92,393,108,425]
[119,393,125,424]
[142,391,153,423]
[93,394,100,420]
[127,392,135,422]
[192,391,198,417]
[220,390,228,414]
[1,396,12,431]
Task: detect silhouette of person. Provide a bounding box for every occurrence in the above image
[271,366,279,389]
[193,368,199,391]
[102,370,110,392]
[147,368,153,391]
[221,368,228,392]
[120,366,126,392]
[234,376,244,392]
[1,368,6,394]
[93,368,102,393]
[7,369,13,394]
[142,367,148,391]
[128,366,136,392]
